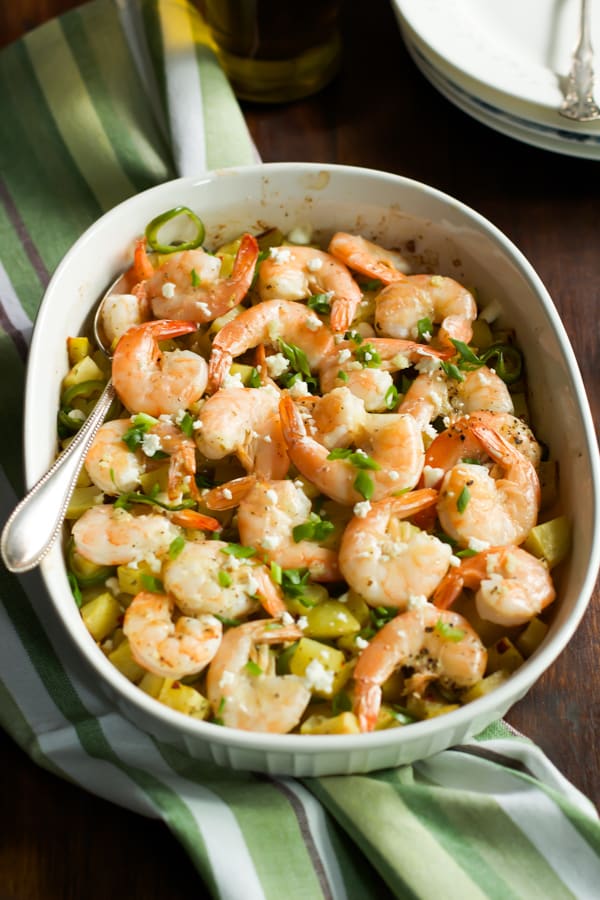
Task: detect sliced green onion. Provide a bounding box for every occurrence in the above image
[178,412,194,438]
[245,660,263,676]
[440,361,465,382]
[190,268,201,287]
[417,317,433,340]
[292,515,334,544]
[480,344,523,384]
[355,342,381,368]
[218,569,232,587]
[145,206,205,254]
[270,561,283,584]
[67,572,83,608]
[450,338,481,365]
[60,379,106,407]
[307,292,332,314]
[140,573,164,593]
[168,535,186,559]
[326,448,380,470]
[434,618,465,642]
[384,384,399,410]
[354,470,374,500]
[248,367,262,388]
[220,543,256,559]
[337,370,349,383]
[114,492,196,512]
[215,614,242,627]
[456,486,470,514]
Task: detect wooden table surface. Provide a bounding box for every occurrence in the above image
[1,1,599,897]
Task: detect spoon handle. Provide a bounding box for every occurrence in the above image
[1,380,116,574]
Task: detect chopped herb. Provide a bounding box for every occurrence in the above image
[190,268,201,287]
[248,367,262,388]
[114,492,196,512]
[168,535,186,559]
[354,469,375,500]
[67,572,83,607]
[344,330,363,344]
[270,561,283,584]
[384,384,399,410]
[326,448,380,470]
[277,338,312,378]
[220,543,256,559]
[281,567,311,600]
[355,342,381,368]
[460,457,483,465]
[435,618,465,642]
[480,343,523,384]
[456,547,478,558]
[440,361,465,382]
[245,660,263,676]
[145,206,205,254]
[370,606,397,629]
[179,412,194,438]
[417,317,433,340]
[456,486,470,514]
[292,513,335,543]
[218,569,232,587]
[140,573,164,593]
[450,338,481,365]
[337,370,349,383]
[307,292,332,314]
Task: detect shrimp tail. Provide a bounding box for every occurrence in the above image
[204,475,257,510]
[432,570,465,609]
[207,346,230,393]
[330,295,361,333]
[133,237,155,281]
[169,509,222,531]
[353,680,381,732]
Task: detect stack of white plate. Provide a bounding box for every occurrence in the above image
[391,0,600,159]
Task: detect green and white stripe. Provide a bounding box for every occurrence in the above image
[1,2,599,897]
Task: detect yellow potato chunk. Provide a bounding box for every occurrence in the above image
[523,516,570,569]
[81,592,122,642]
[300,712,360,734]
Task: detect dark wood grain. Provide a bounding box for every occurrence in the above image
[1,1,599,897]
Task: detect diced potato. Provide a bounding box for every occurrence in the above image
[139,672,164,698]
[380,670,406,704]
[344,591,371,627]
[300,712,361,735]
[284,583,329,617]
[108,638,145,683]
[92,349,111,378]
[139,464,170,496]
[81,592,122,642]
[405,695,460,720]
[257,227,284,252]
[117,562,159,596]
[65,485,103,520]
[516,617,549,657]
[158,680,210,719]
[228,363,259,386]
[461,669,511,703]
[486,636,525,675]
[217,253,236,278]
[470,318,494,351]
[288,638,347,698]
[209,304,243,334]
[523,516,570,569]
[451,593,509,647]
[67,544,112,586]
[67,336,90,366]
[215,236,242,257]
[375,703,414,730]
[76,466,92,488]
[62,354,105,390]
[302,600,360,640]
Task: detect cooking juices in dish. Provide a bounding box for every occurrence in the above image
[59,208,570,735]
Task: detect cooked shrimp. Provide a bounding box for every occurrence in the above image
[375,274,477,349]
[208,299,334,392]
[207,476,340,581]
[328,232,410,285]
[257,245,362,332]
[353,603,487,731]
[85,420,145,495]
[206,619,310,733]
[279,394,425,505]
[163,539,286,620]
[139,233,259,323]
[398,371,449,428]
[423,411,541,489]
[436,423,540,548]
[195,386,289,479]
[112,320,207,417]
[339,489,451,607]
[433,545,556,627]
[300,387,368,450]
[100,289,150,347]
[123,592,222,679]
[72,505,181,567]
[318,338,449,412]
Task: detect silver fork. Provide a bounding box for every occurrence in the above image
[560,0,600,121]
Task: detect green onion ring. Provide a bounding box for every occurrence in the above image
[480,343,523,384]
[145,207,205,254]
[60,379,106,407]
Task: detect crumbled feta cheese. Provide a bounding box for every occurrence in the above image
[269,246,292,264]
[197,301,211,317]
[222,488,233,500]
[219,670,235,688]
[338,348,352,364]
[161,281,176,298]
[479,299,502,323]
[449,555,461,567]
[265,489,278,503]
[262,534,281,550]
[192,419,203,430]
[422,465,445,488]
[67,409,85,422]
[297,616,308,630]
[288,379,310,398]
[266,352,290,377]
[468,536,490,552]
[306,257,323,272]
[407,594,429,610]
[141,433,162,457]
[353,500,372,518]
[263,434,272,443]
[336,592,349,604]
[392,353,410,368]
[305,315,322,331]
[387,470,400,481]
[430,275,444,286]
[355,636,369,650]
[280,610,295,625]
[304,659,335,693]
[245,575,259,595]
[104,577,120,596]
[415,356,442,375]
[222,371,245,389]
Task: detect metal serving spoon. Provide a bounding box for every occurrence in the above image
[1,279,120,574]
[559,0,600,122]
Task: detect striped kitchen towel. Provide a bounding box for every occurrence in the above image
[1,2,599,898]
